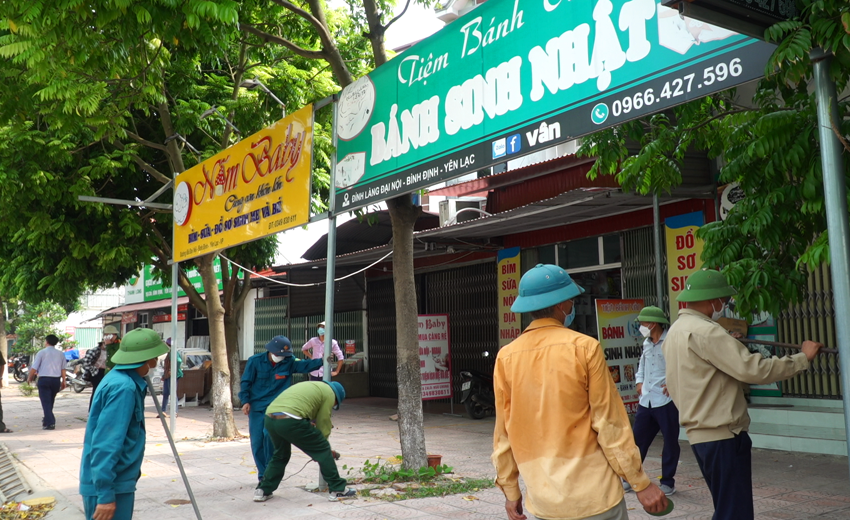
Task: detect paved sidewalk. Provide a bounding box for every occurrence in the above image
[2,385,850,519]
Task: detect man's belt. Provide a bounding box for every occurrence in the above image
[267,411,304,420]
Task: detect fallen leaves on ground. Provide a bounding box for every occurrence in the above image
[0,501,55,519]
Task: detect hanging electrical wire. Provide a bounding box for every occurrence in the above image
[219,250,394,287]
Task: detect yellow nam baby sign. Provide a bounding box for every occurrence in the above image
[173,105,313,261]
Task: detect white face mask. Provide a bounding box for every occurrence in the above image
[711,300,726,321]
[270,354,285,363]
[639,325,652,338]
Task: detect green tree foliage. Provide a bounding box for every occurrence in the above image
[15,301,69,354]
[578,0,850,319]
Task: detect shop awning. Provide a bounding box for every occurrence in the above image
[93,296,193,319]
[416,187,710,240]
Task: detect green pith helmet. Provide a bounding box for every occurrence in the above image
[636,306,670,325]
[110,328,169,365]
[676,269,737,302]
[511,264,585,313]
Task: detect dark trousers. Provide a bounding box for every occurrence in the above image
[161,376,181,411]
[632,402,680,487]
[309,374,323,381]
[258,416,346,494]
[691,432,754,520]
[0,389,5,431]
[88,369,105,410]
[37,377,61,427]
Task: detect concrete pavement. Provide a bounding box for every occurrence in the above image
[2,385,850,519]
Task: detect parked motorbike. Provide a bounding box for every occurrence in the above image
[9,354,29,383]
[65,361,91,393]
[460,351,495,420]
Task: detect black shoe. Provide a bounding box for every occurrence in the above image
[43,425,55,430]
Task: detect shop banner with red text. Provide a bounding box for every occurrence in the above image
[173,105,313,261]
[665,211,705,322]
[418,314,452,400]
[595,299,644,415]
[497,247,521,348]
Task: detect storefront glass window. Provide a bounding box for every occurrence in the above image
[559,237,598,270]
[537,244,556,265]
[569,268,622,339]
[603,234,621,264]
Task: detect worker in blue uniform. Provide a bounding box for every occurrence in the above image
[240,335,323,481]
[79,328,169,520]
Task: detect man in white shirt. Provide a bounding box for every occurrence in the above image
[624,306,680,496]
[301,321,344,381]
[28,334,67,430]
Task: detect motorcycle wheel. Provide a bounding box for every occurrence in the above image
[13,371,25,383]
[464,398,489,420]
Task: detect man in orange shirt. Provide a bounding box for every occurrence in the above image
[492,264,667,520]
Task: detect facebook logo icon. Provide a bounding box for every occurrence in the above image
[506,134,521,155]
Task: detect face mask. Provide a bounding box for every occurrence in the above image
[639,325,652,338]
[271,354,285,363]
[563,303,576,328]
[317,328,325,336]
[711,300,726,321]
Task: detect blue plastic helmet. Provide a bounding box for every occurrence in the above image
[511,264,585,313]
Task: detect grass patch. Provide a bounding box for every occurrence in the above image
[360,477,495,501]
[19,382,37,397]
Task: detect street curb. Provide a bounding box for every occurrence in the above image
[14,459,85,519]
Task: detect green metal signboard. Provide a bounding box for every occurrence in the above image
[334,0,775,212]
[141,260,223,301]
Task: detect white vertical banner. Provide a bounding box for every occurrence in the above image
[418,314,452,400]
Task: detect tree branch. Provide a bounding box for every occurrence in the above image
[382,0,411,34]
[126,130,167,151]
[240,23,326,60]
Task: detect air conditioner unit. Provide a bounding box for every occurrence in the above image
[439,198,485,227]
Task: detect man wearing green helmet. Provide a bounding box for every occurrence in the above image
[492,264,667,520]
[79,328,170,520]
[663,269,822,520]
[623,306,679,497]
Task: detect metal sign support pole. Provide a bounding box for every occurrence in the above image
[811,48,850,476]
[317,99,340,493]
[146,376,202,519]
[652,193,666,312]
[170,262,179,434]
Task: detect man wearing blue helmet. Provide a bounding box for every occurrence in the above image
[492,264,667,520]
[240,335,323,482]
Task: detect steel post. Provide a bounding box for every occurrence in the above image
[318,100,340,492]
[653,193,665,311]
[811,49,850,472]
[170,262,179,434]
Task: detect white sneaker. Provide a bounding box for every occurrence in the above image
[253,489,272,502]
[328,488,356,501]
[659,484,676,496]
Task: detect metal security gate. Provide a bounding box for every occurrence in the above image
[254,296,288,355]
[424,262,498,403]
[366,277,407,398]
[777,264,841,399]
[366,261,498,401]
[622,226,667,310]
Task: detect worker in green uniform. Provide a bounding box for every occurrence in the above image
[253,380,355,503]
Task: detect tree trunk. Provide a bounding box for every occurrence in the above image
[224,308,242,409]
[0,300,7,388]
[387,195,427,470]
[198,254,239,439]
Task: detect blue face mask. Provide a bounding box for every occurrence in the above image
[317,328,325,336]
[563,303,576,328]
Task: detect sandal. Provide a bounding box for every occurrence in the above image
[0,429,12,433]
